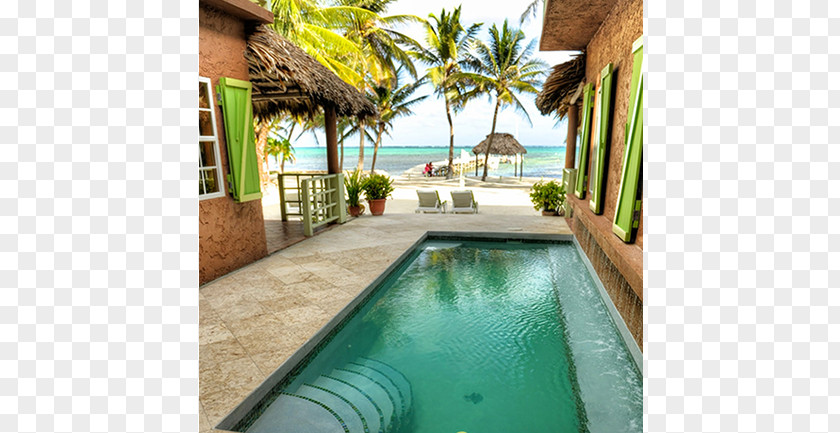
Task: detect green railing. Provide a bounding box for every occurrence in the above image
[277,172,325,221]
[300,173,347,236]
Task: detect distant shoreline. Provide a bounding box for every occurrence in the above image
[288,144,567,149]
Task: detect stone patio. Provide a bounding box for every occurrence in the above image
[199,212,571,432]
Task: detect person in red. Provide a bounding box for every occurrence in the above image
[423,162,433,177]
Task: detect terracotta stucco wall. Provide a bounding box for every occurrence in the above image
[199,4,267,285]
[583,0,644,248]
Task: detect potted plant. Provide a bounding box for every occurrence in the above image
[344,169,366,217]
[530,179,566,216]
[362,173,395,216]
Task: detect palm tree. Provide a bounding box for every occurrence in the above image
[338,0,421,84]
[459,20,547,181]
[265,136,296,173]
[268,0,381,85]
[338,0,422,171]
[254,116,283,186]
[368,76,428,172]
[519,0,544,24]
[409,7,482,178]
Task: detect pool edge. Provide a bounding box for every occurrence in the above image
[571,237,643,370]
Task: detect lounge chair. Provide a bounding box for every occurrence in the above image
[450,190,478,214]
[415,189,446,213]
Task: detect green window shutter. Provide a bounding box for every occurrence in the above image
[574,83,594,199]
[613,37,644,242]
[588,63,614,214]
[217,77,262,203]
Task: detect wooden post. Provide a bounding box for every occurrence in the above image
[565,102,579,169]
[475,154,478,177]
[278,173,287,222]
[325,105,339,174]
[520,156,524,181]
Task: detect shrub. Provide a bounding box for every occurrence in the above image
[529,179,565,211]
[344,169,366,207]
[362,173,395,200]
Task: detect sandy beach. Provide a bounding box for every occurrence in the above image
[262,171,547,218]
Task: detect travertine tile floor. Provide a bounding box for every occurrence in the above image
[199,213,571,432]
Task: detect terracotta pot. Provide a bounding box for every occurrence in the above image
[368,199,387,216]
[542,209,558,216]
[348,204,365,217]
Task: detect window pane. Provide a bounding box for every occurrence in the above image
[202,168,219,194]
[199,81,210,109]
[199,110,214,137]
[199,140,217,168]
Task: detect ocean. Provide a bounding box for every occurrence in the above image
[276,145,568,178]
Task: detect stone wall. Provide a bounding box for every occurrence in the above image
[199,4,267,285]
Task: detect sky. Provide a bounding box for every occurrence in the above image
[295,0,580,148]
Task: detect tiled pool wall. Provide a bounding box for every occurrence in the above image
[216,231,642,432]
[571,222,644,350]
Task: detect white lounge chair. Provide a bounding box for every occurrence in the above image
[450,190,478,214]
[415,189,446,213]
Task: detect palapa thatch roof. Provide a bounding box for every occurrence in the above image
[535,54,586,119]
[245,26,376,120]
[472,133,528,156]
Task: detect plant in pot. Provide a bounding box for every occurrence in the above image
[344,169,366,217]
[362,173,395,216]
[530,179,566,216]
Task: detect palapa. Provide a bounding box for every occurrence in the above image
[535,53,586,118]
[472,133,528,156]
[245,26,376,120]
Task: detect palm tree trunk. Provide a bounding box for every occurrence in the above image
[357,123,365,172]
[371,123,384,172]
[446,100,455,179]
[286,122,296,142]
[255,119,271,187]
[481,98,502,181]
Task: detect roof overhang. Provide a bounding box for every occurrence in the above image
[200,0,274,25]
[539,0,619,51]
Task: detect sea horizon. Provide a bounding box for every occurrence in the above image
[289,143,567,148]
[277,144,569,178]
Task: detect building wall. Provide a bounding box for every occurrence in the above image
[584,0,644,248]
[568,0,643,348]
[199,4,267,285]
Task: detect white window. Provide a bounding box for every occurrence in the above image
[199,77,226,200]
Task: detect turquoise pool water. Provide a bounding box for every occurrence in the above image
[234,240,642,433]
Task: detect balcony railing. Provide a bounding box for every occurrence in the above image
[300,173,347,236]
[277,172,325,221]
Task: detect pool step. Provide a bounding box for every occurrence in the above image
[311,375,384,433]
[357,357,413,412]
[244,392,349,433]
[329,368,396,430]
[247,357,411,433]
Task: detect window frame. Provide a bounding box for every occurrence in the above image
[199,76,226,200]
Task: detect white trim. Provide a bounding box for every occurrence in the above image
[199,76,226,200]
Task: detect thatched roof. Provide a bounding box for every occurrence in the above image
[535,54,586,119]
[472,133,527,156]
[245,26,376,120]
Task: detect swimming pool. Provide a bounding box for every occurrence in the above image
[217,234,642,433]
